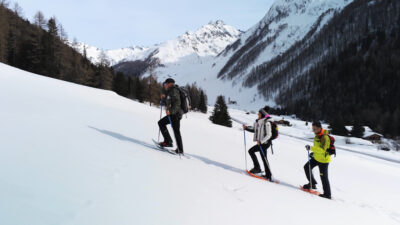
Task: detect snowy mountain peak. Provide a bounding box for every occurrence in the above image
[71,21,240,66]
[208,19,225,25]
[172,20,241,58]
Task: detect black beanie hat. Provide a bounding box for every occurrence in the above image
[164,78,175,84]
[259,108,267,117]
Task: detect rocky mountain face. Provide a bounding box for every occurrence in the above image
[217,0,353,81]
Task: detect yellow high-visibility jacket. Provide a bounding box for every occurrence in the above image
[311,129,331,163]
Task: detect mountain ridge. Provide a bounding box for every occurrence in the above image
[71,20,241,67]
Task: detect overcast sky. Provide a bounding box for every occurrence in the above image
[12,0,274,49]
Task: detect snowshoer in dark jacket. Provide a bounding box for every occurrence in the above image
[158,78,184,154]
[302,121,332,199]
[243,106,274,180]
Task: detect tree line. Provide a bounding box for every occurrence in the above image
[113,71,208,113]
[0,1,113,89]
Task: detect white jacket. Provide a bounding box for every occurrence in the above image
[247,117,274,144]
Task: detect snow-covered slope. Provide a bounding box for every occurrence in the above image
[1,63,400,225]
[72,20,240,66]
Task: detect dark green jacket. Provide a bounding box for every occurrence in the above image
[164,85,181,115]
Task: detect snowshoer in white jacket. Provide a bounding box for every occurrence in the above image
[243,107,274,180]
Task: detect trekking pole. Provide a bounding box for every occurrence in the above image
[243,129,248,171]
[259,144,267,159]
[157,104,163,142]
[307,147,313,188]
[258,144,269,168]
[168,115,181,158]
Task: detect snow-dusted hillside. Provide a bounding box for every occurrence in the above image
[72,20,240,66]
[147,0,355,109]
[217,0,352,79]
[1,63,400,225]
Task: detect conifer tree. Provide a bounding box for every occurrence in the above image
[33,11,46,29]
[134,76,144,102]
[199,90,208,113]
[329,116,348,136]
[113,72,129,96]
[0,4,9,62]
[209,95,232,127]
[350,119,365,138]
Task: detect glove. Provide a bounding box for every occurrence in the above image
[305,145,311,150]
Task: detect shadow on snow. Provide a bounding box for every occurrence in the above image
[88,126,303,193]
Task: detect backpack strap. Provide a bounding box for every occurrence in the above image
[320,134,337,157]
[263,120,272,142]
[319,134,328,153]
[271,142,274,155]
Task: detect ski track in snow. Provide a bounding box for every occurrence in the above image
[1,62,400,225]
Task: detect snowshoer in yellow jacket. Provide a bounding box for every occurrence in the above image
[302,121,332,199]
[311,128,331,164]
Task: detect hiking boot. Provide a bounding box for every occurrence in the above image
[302,183,317,190]
[249,167,262,174]
[262,175,273,181]
[319,194,332,199]
[159,142,173,148]
[175,149,184,155]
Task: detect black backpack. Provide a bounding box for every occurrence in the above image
[177,86,191,114]
[270,121,279,140]
[263,120,279,141]
[262,120,279,155]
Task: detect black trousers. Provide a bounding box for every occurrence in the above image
[158,114,183,153]
[304,157,331,197]
[248,142,272,179]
